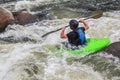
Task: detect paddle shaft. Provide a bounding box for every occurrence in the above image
[42,10,103,37]
[41,17,91,37]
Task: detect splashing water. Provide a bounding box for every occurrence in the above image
[0,1,120,80]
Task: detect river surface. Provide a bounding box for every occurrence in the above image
[0,0,120,80]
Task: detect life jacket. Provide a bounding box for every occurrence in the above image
[75,28,86,45]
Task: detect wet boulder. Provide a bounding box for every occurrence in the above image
[102,41,120,58]
[0,7,15,31]
[13,11,38,25]
[12,10,54,25]
[91,41,120,58]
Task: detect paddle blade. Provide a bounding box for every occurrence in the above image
[90,10,103,19]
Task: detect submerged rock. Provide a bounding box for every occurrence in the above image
[63,0,120,11]
[79,55,120,79]
[0,0,16,4]
[0,35,37,43]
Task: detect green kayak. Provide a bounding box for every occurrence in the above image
[63,38,110,54]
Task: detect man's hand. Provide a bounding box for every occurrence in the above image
[79,19,85,23]
[79,19,89,30]
[62,26,66,29]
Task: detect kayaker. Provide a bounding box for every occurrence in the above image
[60,19,89,50]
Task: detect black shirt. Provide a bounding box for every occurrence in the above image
[67,27,85,46]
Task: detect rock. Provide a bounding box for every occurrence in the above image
[102,42,120,58]
[13,11,38,25]
[91,41,120,58]
[12,10,54,25]
[0,7,15,31]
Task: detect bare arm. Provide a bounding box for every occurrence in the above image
[60,26,67,38]
[79,19,89,30]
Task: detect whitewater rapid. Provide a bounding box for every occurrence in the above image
[0,0,120,80]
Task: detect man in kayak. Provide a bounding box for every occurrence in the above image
[60,19,89,50]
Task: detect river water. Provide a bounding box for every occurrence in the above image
[0,0,120,80]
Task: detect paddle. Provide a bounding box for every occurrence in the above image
[41,10,103,37]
